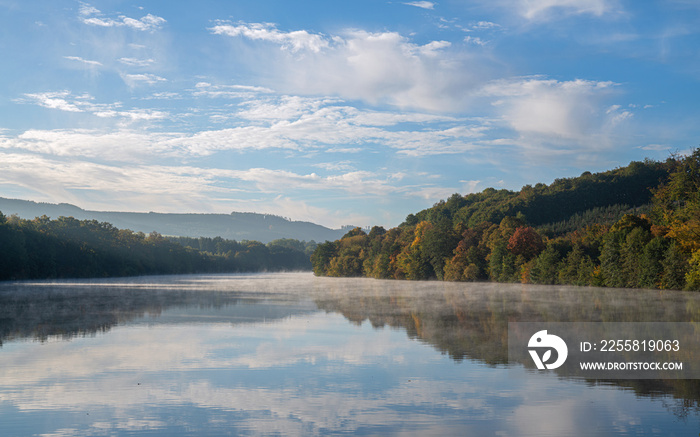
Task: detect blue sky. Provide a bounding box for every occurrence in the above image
[0,0,699,228]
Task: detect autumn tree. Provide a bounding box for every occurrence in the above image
[653,149,700,253]
[396,221,435,280]
[686,251,700,290]
[506,226,544,260]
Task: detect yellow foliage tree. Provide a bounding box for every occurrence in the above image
[685,249,700,291]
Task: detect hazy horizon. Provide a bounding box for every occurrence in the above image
[1,0,698,228]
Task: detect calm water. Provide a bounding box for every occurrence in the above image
[0,272,699,436]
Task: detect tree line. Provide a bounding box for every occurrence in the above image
[169,236,316,272]
[312,150,700,291]
[0,214,313,281]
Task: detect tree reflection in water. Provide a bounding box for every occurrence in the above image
[312,277,700,418]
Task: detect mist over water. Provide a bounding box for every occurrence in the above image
[0,272,698,436]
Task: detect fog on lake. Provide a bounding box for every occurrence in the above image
[0,272,698,436]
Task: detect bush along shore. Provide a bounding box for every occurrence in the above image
[312,151,700,291]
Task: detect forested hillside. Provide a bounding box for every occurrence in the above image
[312,151,700,290]
[0,214,312,280]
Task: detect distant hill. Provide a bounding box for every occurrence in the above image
[0,197,347,243]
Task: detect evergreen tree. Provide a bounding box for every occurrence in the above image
[529,244,560,285]
[600,234,625,288]
[661,242,688,290]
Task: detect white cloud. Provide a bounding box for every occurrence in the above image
[79,4,166,32]
[481,77,617,139]
[64,56,103,67]
[212,24,484,111]
[514,0,617,20]
[404,1,436,10]
[605,104,634,126]
[410,186,456,200]
[0,153,244,211]
[236,95,341,122]
[78,3,100,16]
[608,109,633,126]
[312,161,356,171]
[0,152,428,221]
[94,109,169,121]
[460,180,481,193]
[141,92,182,100]
[4,96,487,158]
[0,130,176,160]
[294,30,466,110]
[118,57,155,67]
[19,91,83,112]
[122,73,167,87]
[464,36,488,46]
[471,21,501,30]
[339,109,456,126]
[209,22,330,53]
[193,82,274,99]
[418,40,452,56]
[15,91,169,125]
[268,195,359,226]
[639,144,670,151]
[231,98,486,156]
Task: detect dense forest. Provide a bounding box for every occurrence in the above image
[0,214,314,280]
[312,150,700,291]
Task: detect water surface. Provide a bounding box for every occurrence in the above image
[0,272,698,436]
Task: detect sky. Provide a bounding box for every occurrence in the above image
[0,0,699,229]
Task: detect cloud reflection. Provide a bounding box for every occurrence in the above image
[0,312,500,435]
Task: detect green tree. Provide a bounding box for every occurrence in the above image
[600,234,625,288]
[328,233,368,277]
[529,243,561,285]
[488,242,518,282]
[620,227,651,288]
[342,227,367,239]
[421,217,459,280]
[558,245,594,286]
[661,242,688,290]
[311,241,338,276]
[638,236,667,289]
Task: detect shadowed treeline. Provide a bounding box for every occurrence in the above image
[0,214,313,280]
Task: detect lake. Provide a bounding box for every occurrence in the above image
[0,272,698,436]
